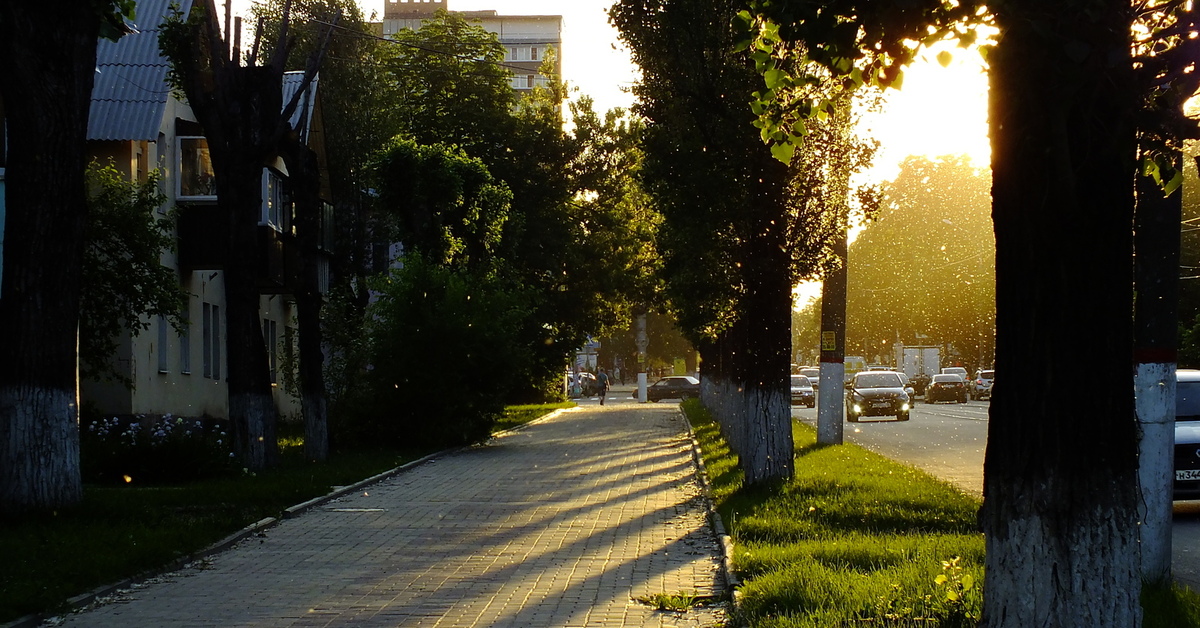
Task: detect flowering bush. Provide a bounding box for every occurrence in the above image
[80,414,237,485]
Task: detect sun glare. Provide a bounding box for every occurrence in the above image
[858,43,991,183]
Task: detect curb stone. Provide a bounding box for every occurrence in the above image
[677,408,744,626]
[5,407,576,628]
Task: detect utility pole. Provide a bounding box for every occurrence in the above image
[817,224,848,445]
[1133,158,1181,583]
[635,313,649,402]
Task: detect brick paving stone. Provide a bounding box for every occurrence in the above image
[48,396,728,627]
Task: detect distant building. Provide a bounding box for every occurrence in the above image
[381,0,563,97]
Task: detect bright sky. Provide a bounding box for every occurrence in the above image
[860,42,991,182]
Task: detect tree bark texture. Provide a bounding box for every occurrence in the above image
[164,1,310,470]
[982,2,1141,626]
[0,1,100,511]
[735,176,795,486]
[281,143,329,462]
[217,158,279,470]
[702,169,795,486]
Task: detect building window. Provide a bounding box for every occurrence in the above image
[263,318,278,384]
[262,170,286,231]
[531,46,539,61]
[157,315,170,373]
[203,302,221,380]
[526,75,534,89]
[179,307,191,375]
[178,137,216,199]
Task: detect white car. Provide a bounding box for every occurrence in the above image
[941,367,969,381]
[970,369,994,400]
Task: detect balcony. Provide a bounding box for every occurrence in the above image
[176,205,302,295]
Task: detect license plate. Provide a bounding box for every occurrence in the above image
[872,401,891,408]
[1177,469,1200,481]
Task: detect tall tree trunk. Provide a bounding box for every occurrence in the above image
[738,174,795,485]
[282,143,329,462]
[217,152,279,471]
[982,2,1141,625]
[0,1,101,512]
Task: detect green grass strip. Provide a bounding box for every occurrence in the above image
[682,399,1200,627]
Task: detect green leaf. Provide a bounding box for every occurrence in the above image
[934,574,948,585]
[764,68,785,90]
[947,589,960,602]
[961,574,975,591]
[1165,169,1184,196]
[937,50,953,67]
[732,10,753,33]
[770,141,795,164]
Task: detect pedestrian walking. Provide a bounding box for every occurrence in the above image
[597,368,610,405]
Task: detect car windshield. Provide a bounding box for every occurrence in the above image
[791,375,811,387]
[932,374,961,383]
[855,372,903,388]
[1178,381,1200,420]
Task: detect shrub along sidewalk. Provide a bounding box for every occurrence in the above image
[0,402,572,625]
[681,399,1200,628]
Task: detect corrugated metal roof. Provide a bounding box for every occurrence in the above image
[89,1,319,142]
[282,71,319,137]
[88,0,190,141]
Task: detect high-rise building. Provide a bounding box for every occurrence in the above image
[381,0,563,97]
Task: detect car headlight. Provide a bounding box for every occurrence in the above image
[901,402,910,411]
[853,403,863,413]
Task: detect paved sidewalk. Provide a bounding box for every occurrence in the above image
[50,400,727,627]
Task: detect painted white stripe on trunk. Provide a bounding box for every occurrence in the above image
[1135,361,1175,583]
[817,363,844,445]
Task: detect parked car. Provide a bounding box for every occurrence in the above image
[845,371,911,422]
[647,376,701,402]
[799,367,820,390]
[790,375,816,408]
[969,369,994,400]
[926,374,968,403]
[1176,370,1200,500]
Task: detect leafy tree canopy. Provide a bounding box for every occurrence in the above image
[371,137,512,270]
[80,161,187,385]
[843,155,994,367]
[386,9,516,163]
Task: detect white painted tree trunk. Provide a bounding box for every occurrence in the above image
[740,384,794,485]
[1135,361,1175,582]
[0,385,82,510]
[982,504,1141,627]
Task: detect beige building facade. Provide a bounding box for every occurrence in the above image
[382,0,563,95]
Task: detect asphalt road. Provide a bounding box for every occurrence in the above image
[793,397,1200,591]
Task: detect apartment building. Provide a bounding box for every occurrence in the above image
[381,0,563,95]
[78,0,331,420]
